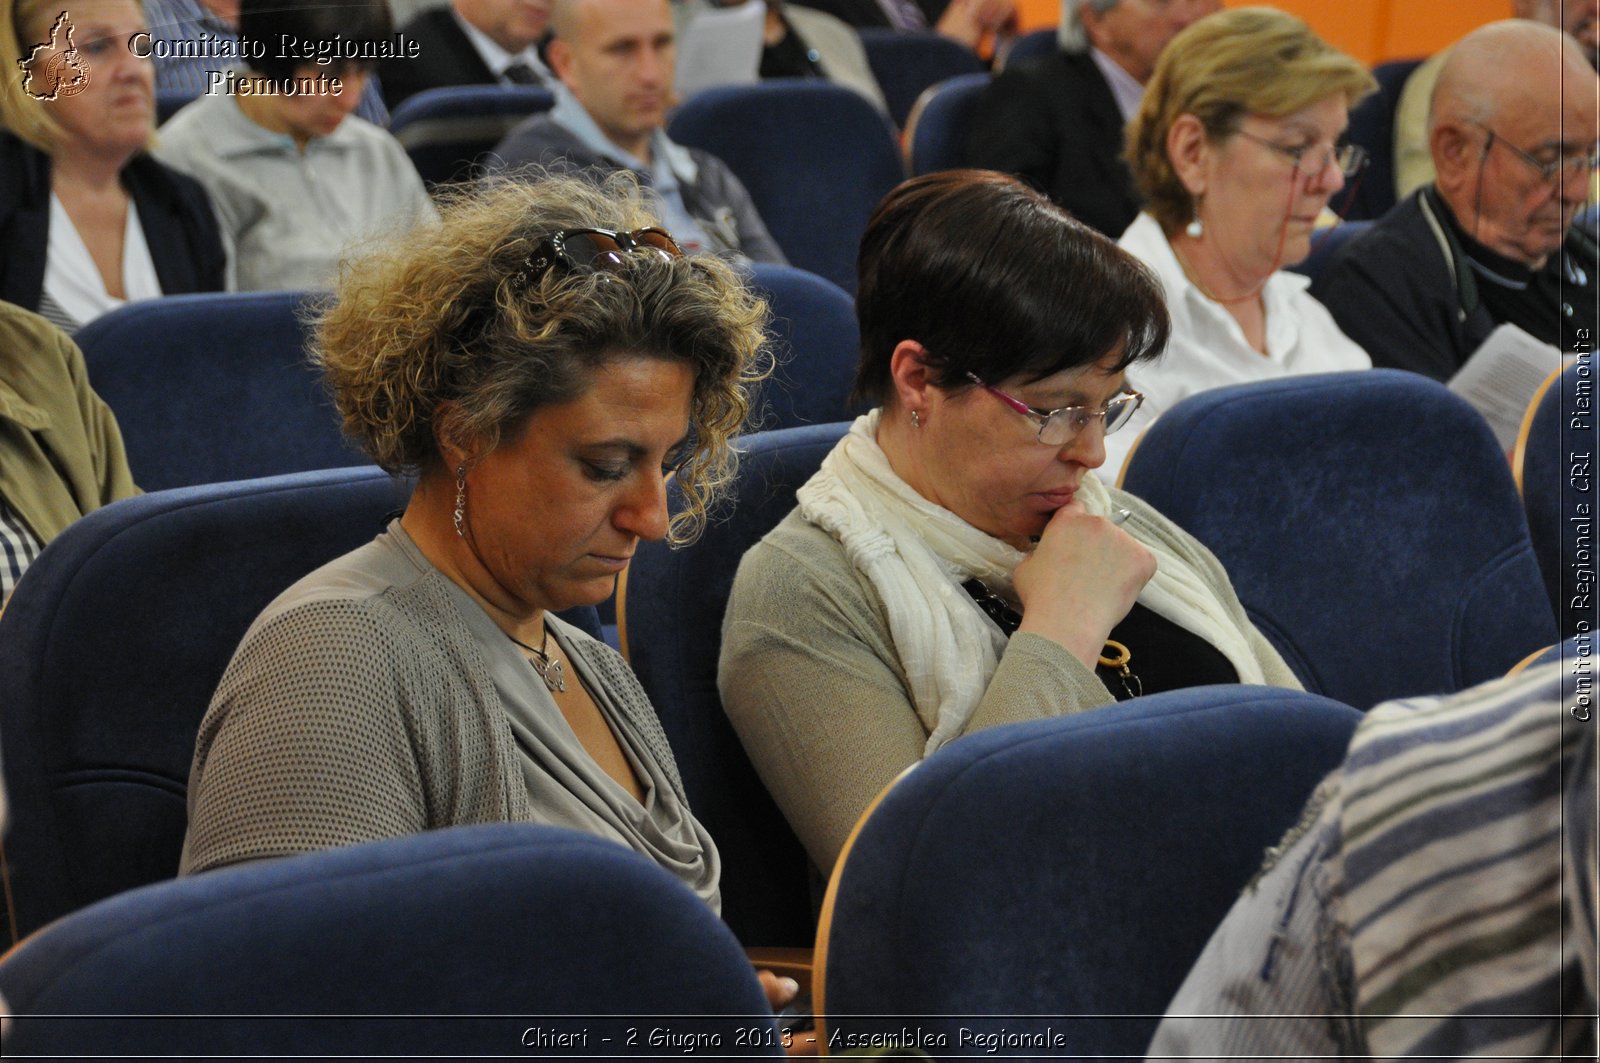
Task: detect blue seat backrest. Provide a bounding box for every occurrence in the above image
[747,263,868,430]
[74,291,370,491]
[856,28,986,128]
[1343,58,1423,221]
[821,685,1361,1056]
[906,72,991,176]
[621,423,849,946]
[389,84,556,185]
[0,823,778,1056]
[999,27,1056,69]
[668,82,904,292]
[1517,359,1597,639]
[155,90,193,125]
[0,467,600,942]
[1287,220,1373,284]
[1121,370,1556,708]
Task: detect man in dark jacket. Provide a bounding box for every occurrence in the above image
[381,0,554,111]
[967,0,1215,238]
[790,0,1012,50]
[494,0,786,265]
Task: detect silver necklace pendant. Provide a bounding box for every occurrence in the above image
[508,626,567,694]
[530,654,566,694]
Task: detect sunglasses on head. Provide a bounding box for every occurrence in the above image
[521,227,684,284]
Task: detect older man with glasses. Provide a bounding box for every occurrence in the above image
[1313,20,1600,384]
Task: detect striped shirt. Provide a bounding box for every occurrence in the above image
[0,495,43,602]
[1149,654,1598,1060]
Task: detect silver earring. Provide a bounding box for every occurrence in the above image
[910,409,922,428]
[452,463,467,539]
[1185,197,1204,239]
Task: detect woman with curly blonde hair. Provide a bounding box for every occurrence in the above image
[180,174,771,926]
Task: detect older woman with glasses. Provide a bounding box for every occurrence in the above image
[180,175,770,914]
[718,169,1301,876]
[1098,5,1376,480]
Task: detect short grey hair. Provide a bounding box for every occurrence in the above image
[1058,0,1119,53]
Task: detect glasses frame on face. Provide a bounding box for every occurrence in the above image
[965,373,1145,447]
[1232,128,1369,181]
[522,227,683,285]
[1474,122,1600,184]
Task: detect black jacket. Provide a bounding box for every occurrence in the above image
[1312,188,1598,382]
[966,50,1140,239]
[381,8,527,111]
[789,0,949,29]
[0,132,226,315]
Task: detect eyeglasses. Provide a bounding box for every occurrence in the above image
[1233,129,1369,180]
[966,373,1144,446]
[522,227,683,284]
[1476,123,1600,183]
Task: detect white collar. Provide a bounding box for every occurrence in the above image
[1120,211,1311,360]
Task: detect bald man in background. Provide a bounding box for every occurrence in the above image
[1393,0,1599,200]
[1313,21,1599,382]
[493,0,786,264]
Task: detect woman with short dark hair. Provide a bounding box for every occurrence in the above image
[719,169,1301,875]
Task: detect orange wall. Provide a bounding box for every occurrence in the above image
[1012,0,1515,64]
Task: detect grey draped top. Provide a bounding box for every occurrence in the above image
[180,521,720,911]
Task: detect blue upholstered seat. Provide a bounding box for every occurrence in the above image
[1515,359,1597,639]
[620,422,849,947]
[1287,219,1373,285]
[155,90,193,126]
[747,263,868,430]
[1121,370,1557,708]
[74,290,370,490]
[1342,57,1423,221]
[0,823,779,1057]
[817,685,1362,1056]
[0,467,601,942]
[667,82,904,291]
[998,27,1057,69]
[388,84,556,185]
[905,72,991,176]
[856,28,986,128]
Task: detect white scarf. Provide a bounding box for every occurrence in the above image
[796,411,1266,754]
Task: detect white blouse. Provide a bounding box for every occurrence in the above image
[1102,212,1371,482]
[43,191,162,331]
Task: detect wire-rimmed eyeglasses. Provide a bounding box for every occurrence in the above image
[1475,122,1600,183]
[1233,129,1369,180]
[966,373,1144,447]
